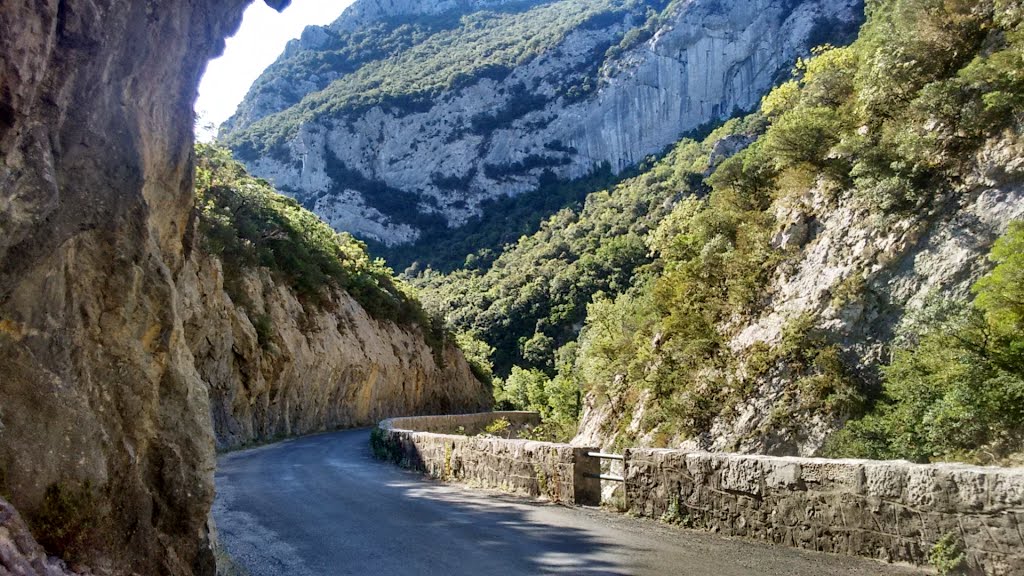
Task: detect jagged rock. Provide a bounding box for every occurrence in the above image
[180,255,490,450]
[0,0,485,573]
[0,498,81,576]
[708,133,758,172]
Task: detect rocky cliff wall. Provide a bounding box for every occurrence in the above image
[0,0,487,573]
[231,0,863,246]
[181,254,491,450]
[0,0,255,572]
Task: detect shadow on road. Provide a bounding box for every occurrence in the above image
[214,429,643,576]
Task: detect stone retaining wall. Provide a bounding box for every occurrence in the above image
[624,449,1024,575]
[373,412,598,504]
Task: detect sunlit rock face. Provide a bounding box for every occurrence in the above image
[0,1,263,574]
[223,0,862,246]
[180,253,491,452]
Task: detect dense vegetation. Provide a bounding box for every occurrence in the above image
[414,117,761,376]
[418,0,1024,453]
[376,163,625,272]
[194,144,445,347]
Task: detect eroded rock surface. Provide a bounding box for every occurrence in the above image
[0,0,488,573]
[0,498,80,576]
[0,0,258,572]
[181,255,490,450]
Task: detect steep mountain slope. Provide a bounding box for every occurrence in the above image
[186,146,490,450]
[221,0,863,265]
[0,2,487,573]
[413,116,763,377]
[420,0,1024,460]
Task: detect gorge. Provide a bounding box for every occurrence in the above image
[1,0,1023,573]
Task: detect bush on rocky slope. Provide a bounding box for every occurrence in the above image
[830,222,1024,464]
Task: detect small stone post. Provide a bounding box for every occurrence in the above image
[573,447,601,506]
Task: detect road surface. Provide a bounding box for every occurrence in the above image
[214,429,925,576]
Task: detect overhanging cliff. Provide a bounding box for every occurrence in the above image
[0,1,488,573]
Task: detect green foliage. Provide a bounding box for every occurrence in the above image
[253,314,274,350]
[455,332,496,385]
[370,427,402,462]
[30,482,99,563]
[973,220,1024,369]
[830,223,1024,463]
[660,494,685,525]
[929,532,968,575]
[496,366,548,411]
[518,419,577,443]
[415,116,764,379]
[384,162,624,272]
[483,417,512,438]
[194,144,447,349]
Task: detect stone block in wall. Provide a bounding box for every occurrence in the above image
[862,461,907,499]
[719,456,764,496]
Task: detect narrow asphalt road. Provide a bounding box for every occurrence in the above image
[214,429,925,576]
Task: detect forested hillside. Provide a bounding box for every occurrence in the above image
[221,0,862,266]
[417,0,1024,462]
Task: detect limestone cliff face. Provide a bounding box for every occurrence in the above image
[180,254,490,451]
[574,128,1024,457]
[226,0,862,246]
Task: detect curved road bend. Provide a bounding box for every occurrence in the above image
[214,429,925,576]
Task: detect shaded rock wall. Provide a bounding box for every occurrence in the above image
[0,0,257,572]
[1,0,487,573]
[625,448,1024,575]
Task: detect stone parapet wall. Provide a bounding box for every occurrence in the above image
[381,411,541,435]
[624,449,1024,575]
[374,412,597,504]
[375,415,1024,573]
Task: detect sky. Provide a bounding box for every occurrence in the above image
[195,0,356,142]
